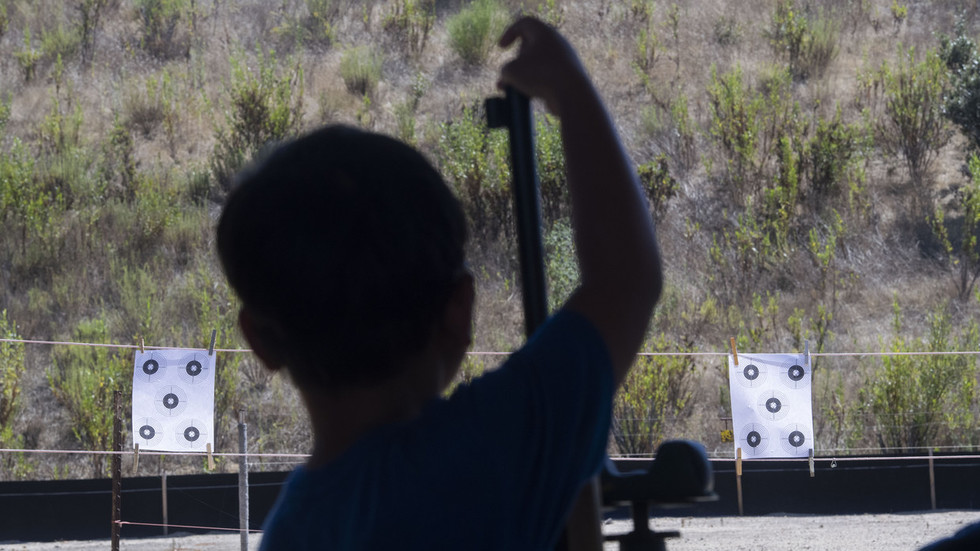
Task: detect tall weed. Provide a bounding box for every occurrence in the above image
[446,0,507,66]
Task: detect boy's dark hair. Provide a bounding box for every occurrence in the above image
[217,125,468,388]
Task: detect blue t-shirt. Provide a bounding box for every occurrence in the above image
[259,310,613,550]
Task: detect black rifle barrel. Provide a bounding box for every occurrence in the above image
[485,87,548,337]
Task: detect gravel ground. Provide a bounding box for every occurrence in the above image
[0,510,976,550]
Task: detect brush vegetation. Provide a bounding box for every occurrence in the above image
[1,0,980,479]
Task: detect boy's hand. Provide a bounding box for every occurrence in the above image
[496,17,590,118]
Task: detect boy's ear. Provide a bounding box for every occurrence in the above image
[239,307,286,372]
[443,271,475,348]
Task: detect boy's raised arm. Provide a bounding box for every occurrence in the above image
[497,18,663,386]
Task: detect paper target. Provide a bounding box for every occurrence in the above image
[134,417,165,447]
[134,352,168,383]
[175,418,208,450]
[729,352,813,459]
[132,349,215,452]
[738,423,771,456]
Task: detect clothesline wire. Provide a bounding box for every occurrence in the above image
[2,338,979,358]
[3,447,980,462]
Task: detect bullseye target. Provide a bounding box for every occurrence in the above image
[134,417,164,447]
[757,389,790,421]
[779,423,812,456]
[729,352,813,459]
[779,362,811,389]
[178,352,212,385]
[738,423,771,456]
[175,419,209,449]
[135,352,168,383]
[155,385,188,417]
[736,361,768,388]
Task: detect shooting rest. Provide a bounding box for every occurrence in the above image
[601,440,718,551]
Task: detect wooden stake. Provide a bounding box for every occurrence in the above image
[809,448,815,478]
[161,466,169,536]
[238,409,249,551]
[132,443,140,476]
[206,443,215,471]
[111,391,122,551]
[928,448,937,510]
[736,447,744,516]
[730,337,739,366]
[208,329,217,356]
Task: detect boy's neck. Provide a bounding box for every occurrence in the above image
[301,358,446,469]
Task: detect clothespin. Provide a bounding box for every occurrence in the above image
[208,329,217,356]
[133,443,140,475]
[804,339,810,367]
[730,337,739,366]
[808,448,814,477]
[206,443,215,470]
[139,337,145,354]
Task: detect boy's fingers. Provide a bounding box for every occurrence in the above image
[498,16,540,48]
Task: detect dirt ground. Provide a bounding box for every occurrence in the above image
[0,510,976,550]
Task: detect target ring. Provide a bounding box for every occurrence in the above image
[154,385,188,417]
[175,419,209,449]
[739,423,770,456]
[134,417,164,447]
[134,353,168,383]
[178,353,211,384]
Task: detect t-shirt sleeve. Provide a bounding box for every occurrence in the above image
[439,309,615,548]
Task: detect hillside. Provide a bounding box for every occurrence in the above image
[1,0,979,480]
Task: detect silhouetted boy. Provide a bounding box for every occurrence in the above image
[217,17,662,550]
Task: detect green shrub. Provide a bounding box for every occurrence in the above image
[135,0,188,58]
[305,0,336,44]
[637,153,678,215]
[535,114,566,221]
[930,154,980,300]
[939,20,980,153]
[0,3,8,40]
[0,93,10,133]
[804,105,863,202]
[383,0,435,58]
[48,317,130,477]
[707,64,762,197]
[437,103,511,238]
[446,0,507,66]
[765,1,838,81]
[611,333,701,455]
[123,72,177,137]
[859,301,978,451]
[14,28,41,82]
[40,22,82,62]
[77,0,109,60]
[210,50,304,193]
[713,14,742,46]
[873,46,951,216]
[339,45,382,97]
[0,310,25,432]
[544,220,577,311]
